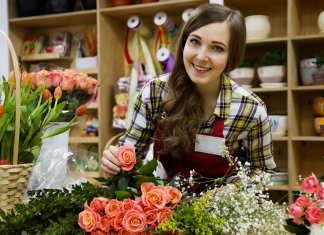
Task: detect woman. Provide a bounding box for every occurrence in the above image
[101,4,276,185]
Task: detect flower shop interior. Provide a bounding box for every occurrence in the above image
[0,0,323,234]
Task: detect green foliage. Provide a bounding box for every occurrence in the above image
[284,218,310,235]
[239,55,255,67]
[0,158,161,234]
[315,56,324,69]
[259,50,287,66]
[155,191,225,235]
[0,76,78,163]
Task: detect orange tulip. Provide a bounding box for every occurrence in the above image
[76,104,87,117]
[54,86,62,100]
[43,89,52,100]
[0,104,4,118]
[8,70,16,90]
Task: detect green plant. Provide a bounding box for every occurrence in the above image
[315,56,324,69]
[259,50,287,66]
[239,55,255,67]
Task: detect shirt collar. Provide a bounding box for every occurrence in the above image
[214,74,232,119]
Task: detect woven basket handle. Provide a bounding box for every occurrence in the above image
[0,29,21,165]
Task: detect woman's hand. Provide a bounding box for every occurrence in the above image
[101,145,121,175]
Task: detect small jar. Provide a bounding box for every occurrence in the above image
[318,11,324,34]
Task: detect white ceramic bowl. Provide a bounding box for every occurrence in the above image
[257,65,285,83]
[299,58,317,85]
[268,115,288,136]
[229,67,255,85]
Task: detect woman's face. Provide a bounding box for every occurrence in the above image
[183,21,230,90]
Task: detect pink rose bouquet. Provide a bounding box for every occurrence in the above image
[285,173,324,234]
[78,145,182,234]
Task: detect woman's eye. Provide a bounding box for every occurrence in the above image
[190,38,200,46]
[212,45,224,52]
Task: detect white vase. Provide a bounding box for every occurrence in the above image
[318,11,324,34]
[310,223,324,235]
[245,15,271,40]
[27,122,71,191]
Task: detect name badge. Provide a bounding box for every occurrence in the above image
[194,134,225,155]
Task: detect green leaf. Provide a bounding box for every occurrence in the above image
[134,175,158,189]
[284,218,310,235]
[139,159,158,175]
[115,191,132,201]
[42,121,79,139]
[118,175,129,191]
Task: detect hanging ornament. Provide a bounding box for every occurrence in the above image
[182,8,194,22]
[157,47,174,73]
[154,11,177,36]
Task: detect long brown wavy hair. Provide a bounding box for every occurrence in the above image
[159,4,246,157]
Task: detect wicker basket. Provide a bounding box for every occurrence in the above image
[0,29,34,213]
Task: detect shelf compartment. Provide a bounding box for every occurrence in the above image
[9,10,97,28]
[73,67,98,75]
[21,53,73,61]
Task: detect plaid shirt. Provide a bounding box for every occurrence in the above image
[119,74,276,180]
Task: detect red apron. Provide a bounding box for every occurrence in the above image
[154,117,233,181]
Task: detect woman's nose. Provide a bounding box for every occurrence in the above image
[195,47,209,61]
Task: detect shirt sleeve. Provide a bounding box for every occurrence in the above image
[118,79,164,158]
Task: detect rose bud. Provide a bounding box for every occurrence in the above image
[76,104,87,117]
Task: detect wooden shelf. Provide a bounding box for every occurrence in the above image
[291,136,324,141]
[69,137,99,144]
[251,87,288,93]
[21,53,72,61]
[269,184,290,191]
[87,102,99,109]
[291,85,324,91]
[74,67,98,75]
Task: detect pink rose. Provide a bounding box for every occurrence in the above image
[289,203,304,218]
[75,72,91,90]
[90,197,109,213]
[121,198,135,212]
[157,207,174,224]
[165,186,182,208]
[295,195,313,209]
[315,185,324,200]
[105,199,122,217]
[306,205,323,224]
[98,215,110,231]
[117,145,136,171]
[142,187,168,209]
[34,70,51,88]
[302,174,319,194]
[60,72,76,92]
[122,209,146,233]
[78,202,101,232]
[111,211,125,231]
[144,206,158,225]
[49,70,63,87]
[90,229,108,235]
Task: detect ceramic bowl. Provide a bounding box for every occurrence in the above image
[268,115,288,136]
[313,97,324,116]
[229,67,255,85]
[257,65,285,83]
[245,15,271,40]
[299,58,317,85]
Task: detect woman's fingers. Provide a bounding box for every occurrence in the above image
[101,145,121,174]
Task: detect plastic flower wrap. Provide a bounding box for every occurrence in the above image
[31,69,98,122]
[285,173,324,235]
[0,70,90,164]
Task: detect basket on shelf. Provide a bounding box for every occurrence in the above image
[0,29,34,213]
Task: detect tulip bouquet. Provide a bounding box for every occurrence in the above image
[285,174,324,235]
[0,69,94,164]
[31,69,98,122]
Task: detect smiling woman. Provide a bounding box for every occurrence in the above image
[102,3,275,193]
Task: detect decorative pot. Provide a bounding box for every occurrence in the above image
[312,70,324,85]
[299,58,317,85]
[312,97,324,116]
[257,65,285,83]
[47,0,76,13]
[16,0,46,17]
[229,67,255,86]
[111,0,135,7]
[318,11,324,34]
[245,15,271,40]
[268,115,288,136]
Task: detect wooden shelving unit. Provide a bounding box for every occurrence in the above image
[8,0,324,203]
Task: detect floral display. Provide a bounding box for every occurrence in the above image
[285,173,324,235]
[154,148,289,235]
[0,68,97,164]
[78,145,182,234]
